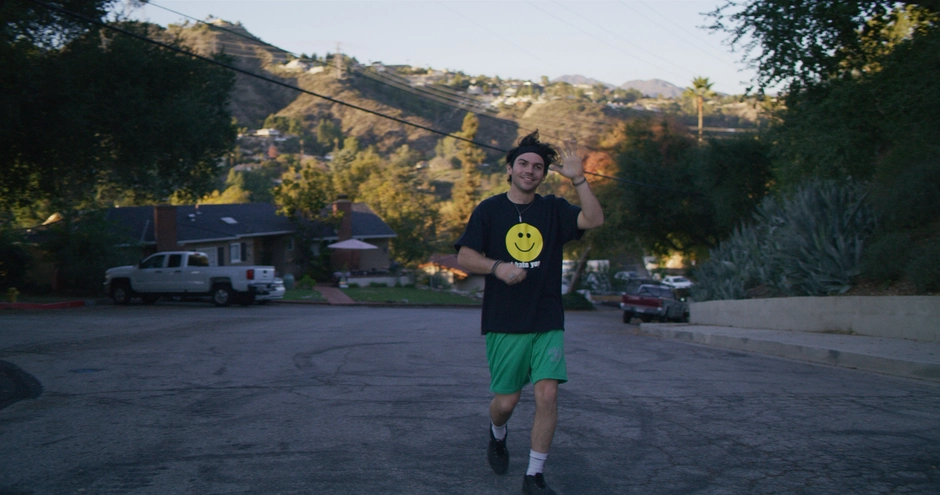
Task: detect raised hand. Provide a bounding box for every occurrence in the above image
[551,141,585,181]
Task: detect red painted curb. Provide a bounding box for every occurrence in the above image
[0,300,86,310]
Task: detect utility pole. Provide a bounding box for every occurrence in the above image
[334,42,344,80]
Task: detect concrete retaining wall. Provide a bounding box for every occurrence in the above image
[690,296,940,342]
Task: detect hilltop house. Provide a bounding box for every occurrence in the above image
[104,198,396,277]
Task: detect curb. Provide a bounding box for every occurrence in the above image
[637,323,940,383]
[275,300,481,309]
[0,299,110,310]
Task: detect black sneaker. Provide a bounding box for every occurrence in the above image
[522,473,557,495]
[487,426,509,474]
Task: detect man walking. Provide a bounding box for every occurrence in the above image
[455,131,604,494]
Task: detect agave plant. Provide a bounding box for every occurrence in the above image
[693,179,875,300]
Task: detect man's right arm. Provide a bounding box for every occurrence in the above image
[457,246,527,286]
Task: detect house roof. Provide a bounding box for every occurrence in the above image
[105,203,395,245]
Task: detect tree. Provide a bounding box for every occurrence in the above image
[196,169,251,205]
[609,117,773,258]
[708,0,940,92]
[1,16,236,213]
[315,118,343,152]
[330,142,381,200]
[683,77,716,143]
[273,162,334,221]
[441,113,485,239]
[272,160,336,278]
[357,145,439,266]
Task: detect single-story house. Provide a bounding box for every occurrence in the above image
[104,198,396,278]
[418,253,484,292]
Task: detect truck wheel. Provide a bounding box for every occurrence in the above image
[622,311,633,324]
[111,282,132,305]
[211,284,233,307]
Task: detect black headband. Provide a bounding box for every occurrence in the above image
[508,145,552,166]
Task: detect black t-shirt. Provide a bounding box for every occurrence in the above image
[455,193,584,335]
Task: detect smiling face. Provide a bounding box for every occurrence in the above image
[508,152,547,194]
[505,222,543,262]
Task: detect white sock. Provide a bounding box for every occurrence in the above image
[491,422,507,441]
[526,450,548,476]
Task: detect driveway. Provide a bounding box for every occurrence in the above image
[1,304,938,494]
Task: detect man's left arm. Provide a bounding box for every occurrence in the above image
[552,144,604,229]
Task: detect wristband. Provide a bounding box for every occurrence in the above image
[571,176,587,186]
[490,260,502,275]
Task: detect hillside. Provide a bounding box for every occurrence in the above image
[552,75,615,88]
[169,21,298,129]
[167,20,630,158]
[165,20,757,164]
[621,79,683,98]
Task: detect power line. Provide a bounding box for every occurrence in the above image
[632,1,732,59]
[145,2,613,134]
[434,1,557,74]
[615,1,736,68]
[30,0,703,196]
[537,1,692,82]
[30,0,507,153]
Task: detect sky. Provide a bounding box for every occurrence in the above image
[127,0,757,95]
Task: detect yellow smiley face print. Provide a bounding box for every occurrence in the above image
[505,223,543,262]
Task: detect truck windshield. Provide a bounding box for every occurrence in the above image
[188,253,209,267]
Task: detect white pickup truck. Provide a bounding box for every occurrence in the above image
[104,251,277,306]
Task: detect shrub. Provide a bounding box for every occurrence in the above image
[860,232,913,283]
[693,179,875,300]
[0,226,33,291]
[562,291,595,310]
[39,211,139,295]
[906,236,940,293]
[297,275,317,289]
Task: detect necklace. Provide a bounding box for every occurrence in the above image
[508,193,535,223]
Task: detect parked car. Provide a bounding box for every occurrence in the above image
[621,284,690,323]
[104,251,277,307]
[662,275,693,289]
[255,277,286,304]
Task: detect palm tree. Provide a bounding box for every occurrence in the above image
[683,77,716,143]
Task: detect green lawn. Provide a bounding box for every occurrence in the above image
[282,289,326,302]
[342,286,481,305]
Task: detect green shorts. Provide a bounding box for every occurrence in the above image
[486,330,567,395]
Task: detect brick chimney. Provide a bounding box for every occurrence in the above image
[332,195,353,241]
[154,205,179,252]
[330,195,357,271]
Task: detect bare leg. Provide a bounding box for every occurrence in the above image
[531,379,558,453]
[490,391,521,427]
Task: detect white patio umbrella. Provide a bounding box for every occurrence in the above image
[327,239,378,250]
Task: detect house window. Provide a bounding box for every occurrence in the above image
[231,243,241,263]
[287,237,294,251]
[231,242,248,264]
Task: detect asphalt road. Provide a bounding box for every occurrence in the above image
[1,304,938,494]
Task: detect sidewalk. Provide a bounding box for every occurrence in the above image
[314,284,356,305]
[638,322,940,383]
